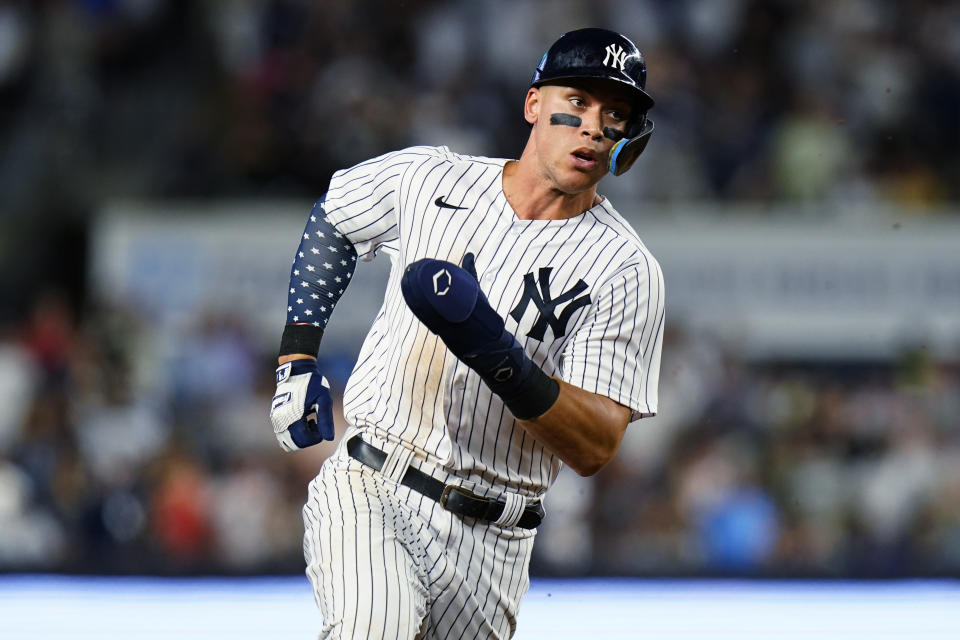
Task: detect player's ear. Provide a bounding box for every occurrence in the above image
[524,87,541,125]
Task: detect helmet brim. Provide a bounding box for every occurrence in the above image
[531,75,655,112]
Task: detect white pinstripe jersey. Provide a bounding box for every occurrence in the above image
[323,145,665,497]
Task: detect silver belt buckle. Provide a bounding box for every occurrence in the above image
[440,484,476,510]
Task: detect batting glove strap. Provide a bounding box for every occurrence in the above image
[270,360,335,451]
[464,334,559,419]
[496,366,560,421]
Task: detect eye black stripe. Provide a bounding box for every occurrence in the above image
[549,113,581,127]
[603,127,625,141]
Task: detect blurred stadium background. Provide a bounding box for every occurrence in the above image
[2,0,960,617]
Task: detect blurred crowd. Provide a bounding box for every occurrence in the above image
[543,328,960,577]
[0,293,319,573]
[1,0,960,576]
[2,291,959,577]
[1,0,958,218]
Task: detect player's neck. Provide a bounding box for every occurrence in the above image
[502,160,601,221]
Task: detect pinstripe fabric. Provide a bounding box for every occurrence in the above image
[303,434,534,640]
[301,145,665,638]
[322,145,664,493]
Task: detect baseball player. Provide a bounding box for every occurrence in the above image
[269,28,665,639]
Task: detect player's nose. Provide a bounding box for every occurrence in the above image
[580,108,604,141]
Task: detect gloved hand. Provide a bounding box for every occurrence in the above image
[269,359,335,451]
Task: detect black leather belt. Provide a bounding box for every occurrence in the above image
[346,436,544,529]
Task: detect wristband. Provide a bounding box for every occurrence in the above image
[497,369,560,421]
[279,324,324,357]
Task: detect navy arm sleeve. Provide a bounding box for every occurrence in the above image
[279,197,358,356]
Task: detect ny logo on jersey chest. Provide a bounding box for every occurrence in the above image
[509,267,591,341]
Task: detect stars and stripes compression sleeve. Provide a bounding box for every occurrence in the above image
[279,197,358,357]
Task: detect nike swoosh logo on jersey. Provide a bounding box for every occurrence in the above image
[434,196,468,210]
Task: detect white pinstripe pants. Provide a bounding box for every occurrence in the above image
[302,451,536,639]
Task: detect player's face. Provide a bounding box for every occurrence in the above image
[525,79,633,193]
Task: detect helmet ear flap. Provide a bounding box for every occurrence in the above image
[608,117,654,176]
[628,112,649,139]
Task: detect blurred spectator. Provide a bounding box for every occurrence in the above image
[149,445,213,566]
[207,458,302,569]
[677,434,780,571]
[770,96,855,203]
[0,458,65,567]
[0,337,37,453]
[0,3,32,93]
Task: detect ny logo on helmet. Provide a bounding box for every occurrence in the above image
[603,43,628,71]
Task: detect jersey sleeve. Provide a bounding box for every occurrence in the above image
[322,146,450,261]
[558,256,665,421]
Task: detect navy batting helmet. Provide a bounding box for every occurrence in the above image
[531,28,655,176]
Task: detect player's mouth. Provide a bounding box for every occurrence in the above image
[570,148,600,170]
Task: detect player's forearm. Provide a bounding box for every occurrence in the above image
[517,379,630,477]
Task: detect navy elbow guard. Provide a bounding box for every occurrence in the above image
[401,254,560,420]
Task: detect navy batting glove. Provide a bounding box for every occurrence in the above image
[270,359,335,451]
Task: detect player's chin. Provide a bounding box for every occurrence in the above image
[562,164,605,190]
